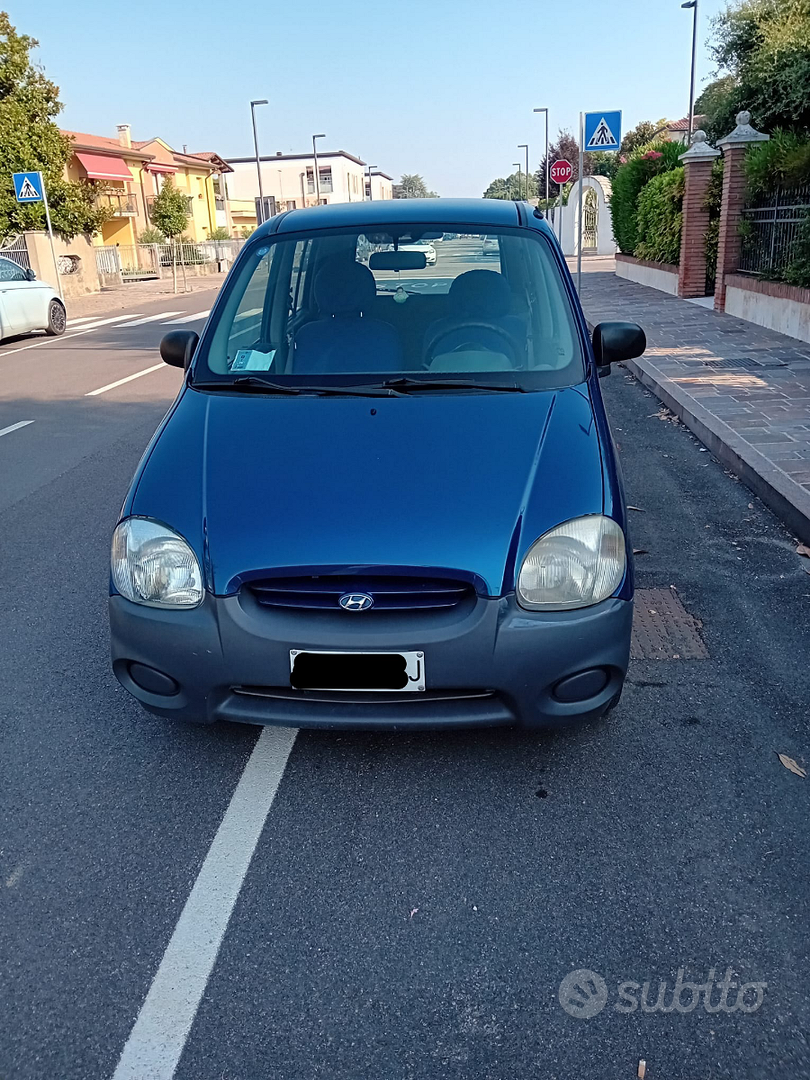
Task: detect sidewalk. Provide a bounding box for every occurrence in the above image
[576,256,810,544]
[64,272,227,321]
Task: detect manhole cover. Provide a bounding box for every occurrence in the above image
[631,588,709,660]
[699,357,785,371]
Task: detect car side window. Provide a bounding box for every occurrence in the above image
[0,257,26,282]
[289,240,311,318]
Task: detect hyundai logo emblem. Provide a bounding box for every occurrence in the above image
[339,592,374,612]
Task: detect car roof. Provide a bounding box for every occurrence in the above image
[263,197,534,237]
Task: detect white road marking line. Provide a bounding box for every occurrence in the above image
[0,420,34,438]
[67,313,145,331]
[162,310,210,324]
[112,725,297,1080]
[0,327,98,358]
[117,311,185,327]
[66,316,99,325]
[233,307,262,321]
[85,363,167,396]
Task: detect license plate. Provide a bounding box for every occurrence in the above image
[290,650,425,692]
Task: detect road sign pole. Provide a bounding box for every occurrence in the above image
[577,112,584,294]
[40,174,63,302]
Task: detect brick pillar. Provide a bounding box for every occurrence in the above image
[678,131,720,298]
[714,111,769,311]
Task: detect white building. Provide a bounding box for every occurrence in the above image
[225,150,393,214]
[366,170,394,201]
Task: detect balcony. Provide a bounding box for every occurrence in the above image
[95,191,138,217]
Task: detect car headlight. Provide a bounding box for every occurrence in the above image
[111,518,203,608]
[517,515,626,610]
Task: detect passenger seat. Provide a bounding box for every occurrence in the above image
[294,260,403,374]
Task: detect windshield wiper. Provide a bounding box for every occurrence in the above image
[193,376,402,397]
[380,377,526,393]
[194,377,301,394]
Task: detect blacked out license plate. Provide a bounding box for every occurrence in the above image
[290,650,425,692]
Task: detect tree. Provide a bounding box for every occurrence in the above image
[621,120,666,155]
[150,179,190,292]
[393,174,438,198]
[0,13,110,240]
[208,226,230,240]
[701,0,810,140]
[150,179,189,239]
[483,172,537,200]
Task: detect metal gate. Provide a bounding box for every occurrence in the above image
[0,235,31,270]
[583,188,598,252]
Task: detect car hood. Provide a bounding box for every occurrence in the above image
[130,385,604,596]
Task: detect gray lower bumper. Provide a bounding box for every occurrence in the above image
[109,592,633,730]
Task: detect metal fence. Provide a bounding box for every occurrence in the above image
[0,235,31,271]
[94,239,246,280]
[739,184,810,278]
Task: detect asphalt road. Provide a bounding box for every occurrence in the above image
[1,276,809,1080]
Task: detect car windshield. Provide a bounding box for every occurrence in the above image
[196,225,585,389]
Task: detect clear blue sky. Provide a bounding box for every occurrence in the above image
[15,0,729,197]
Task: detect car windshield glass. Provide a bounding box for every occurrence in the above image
[197,225,585,389]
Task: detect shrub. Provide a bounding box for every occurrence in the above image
[782,214,810,288]
[610,140,684,254]
[744,130,810,199]
[704,158,724,292]
[634,168,685,265]
[138,226,165,244]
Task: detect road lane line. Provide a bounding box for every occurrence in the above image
[162,310,210,324]
[0,327,98,358]
[117,312,185,327]
[85,363,167,396]
[112,725,297,1080]
[66,316,99,325]
[0,420,34,438]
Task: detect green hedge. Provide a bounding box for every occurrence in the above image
[610,140,684,254]
[634,168,684,265]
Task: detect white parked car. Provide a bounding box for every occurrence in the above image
[0,256,66,340]
[399,240,438,266]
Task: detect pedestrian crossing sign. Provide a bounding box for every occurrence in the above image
[13,171,43,202]
[584,111,622,152]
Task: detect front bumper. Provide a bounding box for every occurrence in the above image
[110,591,633,730]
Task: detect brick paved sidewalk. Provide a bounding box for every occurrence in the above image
[575,257,810,543]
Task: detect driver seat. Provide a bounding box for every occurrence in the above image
[423,270,523,369]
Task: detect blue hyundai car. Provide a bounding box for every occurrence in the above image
[109,199,645,730]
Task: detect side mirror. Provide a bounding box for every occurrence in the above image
[160,329,199,370]
[25,267,36,281]
[592,322,646,376]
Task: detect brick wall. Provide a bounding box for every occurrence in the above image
[714,144,748,311]
[678,158,714,298]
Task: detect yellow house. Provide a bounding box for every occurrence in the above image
[63,125,234,245]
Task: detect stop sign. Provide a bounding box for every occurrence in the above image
[549,159,573,185]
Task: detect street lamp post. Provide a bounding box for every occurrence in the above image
[533,107,552,212]
[250,99,268,221]
[682,0,698,142]
[312,133,325,205]
[513,163,522,201]
[366,164,377,201]
[518,144,529,199]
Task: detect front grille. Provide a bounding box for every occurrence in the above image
[245,575,475,613]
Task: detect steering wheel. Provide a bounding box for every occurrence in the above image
[424,321,517,368]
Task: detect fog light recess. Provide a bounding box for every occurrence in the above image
[552,668,609,703]
[128,662,179,696]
